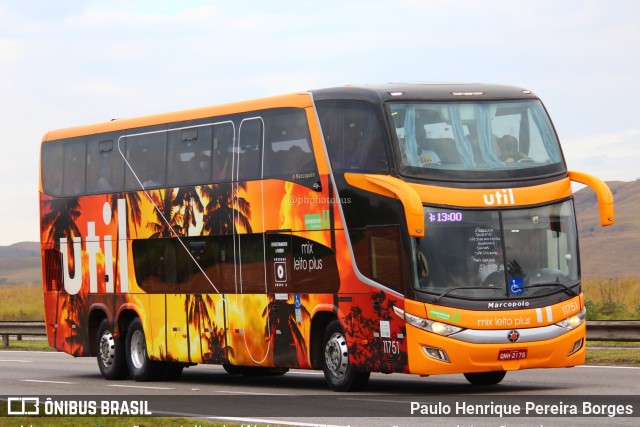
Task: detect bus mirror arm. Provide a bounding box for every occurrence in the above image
[568,170,615,227]
[344,173,425,237]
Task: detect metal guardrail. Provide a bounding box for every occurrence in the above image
[1,320,639,348]
[586,320,640,342]
[0,321,47,347]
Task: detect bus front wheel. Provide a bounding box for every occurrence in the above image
[464,371,506,385]
[322,320,370,392]
[125,317,160,381]
[96,319,128,380]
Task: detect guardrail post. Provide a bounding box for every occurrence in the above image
[1,334,8,348]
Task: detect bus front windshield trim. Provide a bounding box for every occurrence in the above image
[388,100,563,177]
[414,201,579,300]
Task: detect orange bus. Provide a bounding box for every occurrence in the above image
[39,84,614,391]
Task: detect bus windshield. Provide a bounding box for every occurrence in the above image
[414,200,579,299]
[388,100,563,178]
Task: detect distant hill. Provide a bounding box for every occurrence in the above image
[0,241,40,259]
[1,180,637,285]
[0,242,41,284]
[574,180,640,278]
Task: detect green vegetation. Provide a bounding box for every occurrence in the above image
[586,340,640,367]
[582,277,640,320]
[3,337,54,351]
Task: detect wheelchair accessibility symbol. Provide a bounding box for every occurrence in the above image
[509,278,524,296]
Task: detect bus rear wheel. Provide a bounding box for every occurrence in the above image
[125,317,161,381]
[96,319,128,380]
[464,371,506,385]
[322,320,370,392]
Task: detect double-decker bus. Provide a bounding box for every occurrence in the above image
[39,84,614,391]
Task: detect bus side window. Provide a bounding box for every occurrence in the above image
[237,118,263,181]
[212,122,234,182]
[167,124,213,186]
[63,139,87,196]
[351,225,405,294]
[42,140,64,196]
[263,109,316,179]
[316,100,388,173]
[124,126,167,190]
[86,136,124,193]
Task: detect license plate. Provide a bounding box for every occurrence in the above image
[498,348,528,360]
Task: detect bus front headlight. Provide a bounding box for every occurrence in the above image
[555,308,586,330]
[393,306,463,336]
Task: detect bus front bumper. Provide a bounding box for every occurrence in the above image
[406,323,586,375]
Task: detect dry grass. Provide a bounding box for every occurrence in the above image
[582,277,640,308]
[582,277,640,319]
[0,283,44,320]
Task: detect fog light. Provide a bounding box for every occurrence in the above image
[422,346,450,363]
[568,338,584,356]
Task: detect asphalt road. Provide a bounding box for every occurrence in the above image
[1,350,639,427]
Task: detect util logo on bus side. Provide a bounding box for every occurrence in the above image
[482,189,515,206]
[60,199,129,295]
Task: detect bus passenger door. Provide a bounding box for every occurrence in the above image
[265,231,299,366]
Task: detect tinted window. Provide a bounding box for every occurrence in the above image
[42,140,64,196]
[263,109,316,179]
[238,233,266,293]
[63,139,86,196]
[351,225,404,294]
[316,100,389,173]
[167,122,213,186]
[123,126,167,189]
[133,236,237,294]
[212,121,234,182]
[237,118,263,181]
[86,134,125,193]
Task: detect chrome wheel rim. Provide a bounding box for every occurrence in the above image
[324,332,348,378]
[99,330,116,368]
[130,330,146,370]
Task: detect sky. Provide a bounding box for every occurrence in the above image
[1,0,639,246]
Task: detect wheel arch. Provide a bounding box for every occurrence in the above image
[88,305,109,357]
[117,307,142,343]
[310,310,338,369]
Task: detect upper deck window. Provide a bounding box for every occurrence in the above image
[388,100,564,180]
[316,100,389,173]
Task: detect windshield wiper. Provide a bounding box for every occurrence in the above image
[524,283,578,297]
[433,282,578,303]
[433,286,497,303]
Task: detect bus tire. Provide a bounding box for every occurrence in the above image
[322,320,370,392]
[464,370,506,385]
[125,317,160,381]
[96,319,128,380]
